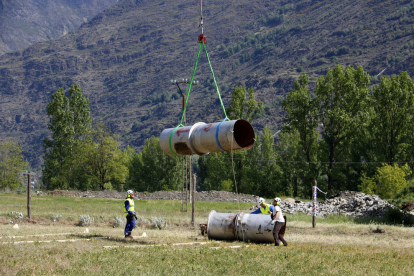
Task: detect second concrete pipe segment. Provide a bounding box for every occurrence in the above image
[207,210,275,243]
[159,119,255,156]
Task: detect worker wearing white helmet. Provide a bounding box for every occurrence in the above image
[250,197,274,214]
[271,197,287,246]
[124,190,137,239]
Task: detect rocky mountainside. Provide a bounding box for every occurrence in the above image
[0,0,120,55]
[1,0,414,167]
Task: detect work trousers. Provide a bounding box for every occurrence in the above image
[124,215,136,235]
[273,221,287,246]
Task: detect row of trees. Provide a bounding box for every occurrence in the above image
[198,66,414,199]
[42,84,131,191]
[35,65,414,202]
[279,65,414,198]
[42,84,182,193]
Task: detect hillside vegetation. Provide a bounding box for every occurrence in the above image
[0,0,414,166]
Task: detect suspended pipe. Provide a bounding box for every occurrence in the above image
[159,119,255,156]
[207,210,275,243]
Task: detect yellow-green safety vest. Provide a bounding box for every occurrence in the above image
[124,198,135,217]
[260,203,270,214]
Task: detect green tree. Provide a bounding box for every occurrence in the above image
[76,121,128,191]
[238,138,261,195]
[315,65,371,192]
[42,84,92,190]
[276,129,308,197]
[282,74,321,186]
[226,86,264,121]
[359,163,410,199]
[127,136,181,192]
[256,127,282,196]
[197,153,232,191]
[202,85,265,194]
[197,128,282,197]
[0,141,29,189]
[369,72,414,166]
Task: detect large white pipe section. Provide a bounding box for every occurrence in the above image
[159,120,255,156]
[207,211,237,240]
[207,211,274,243]
[235,212,274,243]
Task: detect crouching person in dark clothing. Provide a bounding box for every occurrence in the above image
[271,197,287,246]
[124,190,137,239]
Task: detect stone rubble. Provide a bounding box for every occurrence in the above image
[279,191,399,218]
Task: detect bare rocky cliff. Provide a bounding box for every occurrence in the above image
[0,0,120,55]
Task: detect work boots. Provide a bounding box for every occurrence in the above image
[124,231,133,239]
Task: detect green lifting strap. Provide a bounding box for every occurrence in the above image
[169,43,203,156]
[168,42,229,157]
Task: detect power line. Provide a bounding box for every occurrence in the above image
[200,155,414,164]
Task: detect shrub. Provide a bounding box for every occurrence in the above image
[359,164,410,199]
[370,225,385,233]
[78,215,94,226]
[220,180,233,192]
[9,211,23,220]
[113,216,125,228]
[135,216,150,228]
[151,217,167,229]
[382,207,414,226]
[50,213,62,222]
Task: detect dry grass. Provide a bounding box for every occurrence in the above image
[1,194,414,275]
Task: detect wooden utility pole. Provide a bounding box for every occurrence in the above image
[189,156,193,207]
[170,79,199,213]
[182,95,188,212]
[312,180,317,228]
[27,174,31,219]
[192,173,196,226]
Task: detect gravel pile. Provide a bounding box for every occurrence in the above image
[279,191,399,218]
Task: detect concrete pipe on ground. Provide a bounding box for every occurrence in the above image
[207,210,275,243]
[159,120,255,156]
[207,211,238,240]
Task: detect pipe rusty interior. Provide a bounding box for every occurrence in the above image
[233,120,255,148]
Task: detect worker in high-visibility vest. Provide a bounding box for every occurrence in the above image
[250,197,274,214]
[124,190,137,239]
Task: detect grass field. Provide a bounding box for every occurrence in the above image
[1,194,413,275]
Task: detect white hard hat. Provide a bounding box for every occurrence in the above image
[258,197,265,205]
[126,190,134,196]
[274,197,281,203]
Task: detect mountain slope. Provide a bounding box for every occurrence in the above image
[0,0,120,55]
[0,0,414,167]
